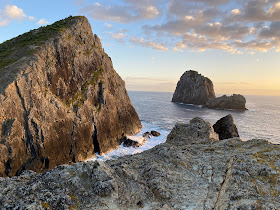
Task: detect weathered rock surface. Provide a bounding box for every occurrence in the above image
[213,114,239,140]
[0,16,141,177]
[172,70,215,105]
[1,118,279,209]
[206,94,247,110]
[172,71,247,110]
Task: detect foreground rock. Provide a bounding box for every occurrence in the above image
[213,114,239,140]
[172,70,247,110]
[172,70,215,105]
[1,118,279,209]
[206,94,247,110]
[0,16,141,177]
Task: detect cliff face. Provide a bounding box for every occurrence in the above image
[0,118,279,209]
[0,16,141,177]
[172,70,215,105]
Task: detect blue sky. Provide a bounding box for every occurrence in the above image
[0,0,280,95]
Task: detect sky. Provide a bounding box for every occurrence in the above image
[0,0,280,96]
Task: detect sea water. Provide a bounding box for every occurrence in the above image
[87,91,280,161]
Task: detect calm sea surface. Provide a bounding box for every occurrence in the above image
[129,91,280,144]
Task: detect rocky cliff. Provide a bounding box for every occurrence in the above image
[172,70,215,105]
[206,94,247,110]
[172,70,247,110]
[0,16,141,177]
[0,117,279,209]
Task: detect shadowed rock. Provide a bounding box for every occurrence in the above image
[0,16,141,177]
[151,130,161,137]
[213,114,239,140]
[172,70,215,105]
[206,94,247,110]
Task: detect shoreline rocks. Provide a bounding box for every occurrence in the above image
[213,114,239,140]
[172,70,247,110]
[0,117,279,209]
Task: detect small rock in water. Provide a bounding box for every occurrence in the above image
[213,114,239,140]
[143,131,153,138]
[122,136,147,148]
[151,130,161,137]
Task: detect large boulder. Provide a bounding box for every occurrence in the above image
[172,70,215,105]
[206,94,247,110]
[0,16,141,176]
[213,114,239,140]
[166,117,219,145]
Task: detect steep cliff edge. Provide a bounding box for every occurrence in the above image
[0,16,141,177]
[172,70,215,105]
[0,118,279,209]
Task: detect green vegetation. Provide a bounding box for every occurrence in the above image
[0,16,86,70]
[67,66,103,110]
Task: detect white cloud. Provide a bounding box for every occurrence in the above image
[104,23,113,28]
[231,9,241,15]
[28,16,35,21]
[130,36,168,51]
[37,19,49,25]
[80,1,161,23]
[0,5,37,27]
[5,5,26,20]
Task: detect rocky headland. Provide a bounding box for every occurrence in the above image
[0,16,141,177]
[0,116,279,209]
[172,70,247,110]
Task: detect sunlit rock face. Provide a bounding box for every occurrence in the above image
[0,16,141,177]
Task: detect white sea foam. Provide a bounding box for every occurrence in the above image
[86,121,170,162]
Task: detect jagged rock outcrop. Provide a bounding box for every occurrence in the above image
[213,114,239,140]
[0,16,141,177]
[206,94,247,110]
[172,71,247,110]
[0,117,279,209]
[172,70,215,105]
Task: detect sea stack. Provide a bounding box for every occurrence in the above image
[0,16,141,177]
[172,70,247,110]
[172,70,215,105]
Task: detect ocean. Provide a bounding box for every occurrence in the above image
[87,91,280,161]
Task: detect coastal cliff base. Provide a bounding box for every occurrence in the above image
[0,118,279,209]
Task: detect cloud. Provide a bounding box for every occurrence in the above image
[142,0,280,54]
[259,21,280,38]
[104,23,113,28]
[37,19,49,25]
[0,5,35,26]
[80,1,160,23]
[130,36,168,51]
[107,31,127,42]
